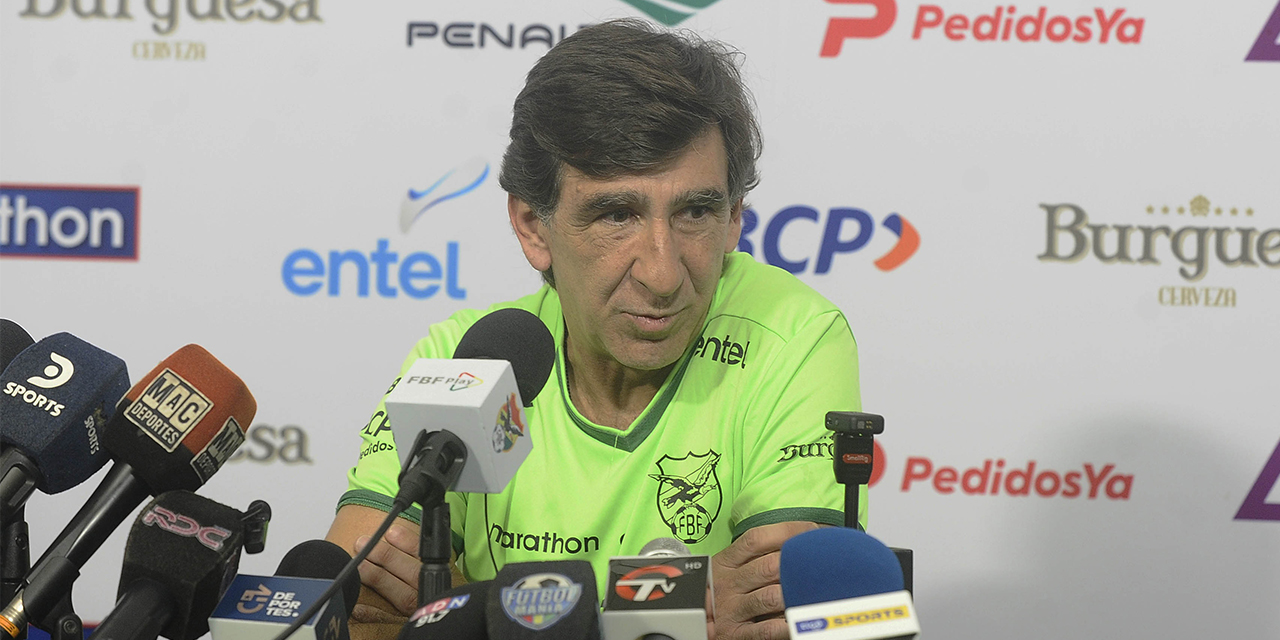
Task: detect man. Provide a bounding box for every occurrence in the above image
[326,19,865,640]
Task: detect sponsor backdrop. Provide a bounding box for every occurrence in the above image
[2,0,1277,637]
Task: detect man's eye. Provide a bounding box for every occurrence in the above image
[685,206,713,220]
[601,210,631,224]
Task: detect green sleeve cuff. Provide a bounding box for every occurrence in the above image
[732,507,847,539]
[336,489,466,556]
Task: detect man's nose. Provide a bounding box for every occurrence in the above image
[631,219,683,299]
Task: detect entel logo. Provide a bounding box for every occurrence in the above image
[26,352,74,389]
[820,1,1144,57]
[282,160,484,299]
[737,206,919,274]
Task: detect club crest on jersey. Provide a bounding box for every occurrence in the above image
[492,392,526,453]
[649,450,723,544]
[499,573,582,630]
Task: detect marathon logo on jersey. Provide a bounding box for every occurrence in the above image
[692,333,749,369]
[649,451,723,544]
[0,185,138,259]
[492,392,526,453]
[141,505,233,551]
[409,593,471,627]
[190,417,246,483]
[499,573,583,630]
[128,369,212,452]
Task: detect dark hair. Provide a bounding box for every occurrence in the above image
[499,18,762,222]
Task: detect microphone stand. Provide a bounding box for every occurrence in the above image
[419,503,451,603]
[0,506,28,640]
[825,412,885,531]
[395,430,467,607]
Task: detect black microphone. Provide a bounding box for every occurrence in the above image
[397,581,491,639]
[602,538,712,640]
[1,333,130,519]
[0,320,35,373]
[486,560,601,639]
[208,540,359,640]
[0,345,256,637]
[87,491,250,640]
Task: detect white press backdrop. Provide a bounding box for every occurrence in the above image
[2,0,1278,637]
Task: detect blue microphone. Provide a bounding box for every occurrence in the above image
[779,528,919,640]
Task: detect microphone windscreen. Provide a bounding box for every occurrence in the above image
[275,539,360,617]
[779,528,904,608]
[0,318,35,372]
[103,344,256,493]
[0,332,130,492]
[487,560,600,639]
[119,490,245,640]
[639,537,692,557]
[452,308,555,405]
[398,581,491,640]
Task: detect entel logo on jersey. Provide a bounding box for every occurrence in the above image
[820,1,1144,57]
[281,159,482,299]
[141,505,232,551]
[738,206,919,274]
[616,564,682,602]
[1,184,139,260]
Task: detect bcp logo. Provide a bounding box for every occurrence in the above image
[1,184,138,260]
[737,206,919,274]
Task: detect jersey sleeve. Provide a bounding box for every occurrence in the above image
[336,312,479,556]
[730,309,866,537]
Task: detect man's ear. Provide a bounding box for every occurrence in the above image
[508,194,552,272]
[724,198,744,253]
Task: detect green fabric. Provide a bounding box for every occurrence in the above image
[338,252,866,596]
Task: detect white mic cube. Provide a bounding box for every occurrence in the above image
[385,358,531,494]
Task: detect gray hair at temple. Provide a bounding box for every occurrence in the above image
[498,18,762,225]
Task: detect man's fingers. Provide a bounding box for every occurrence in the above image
[356,526,422,588]
[357,556,419,616]
[732,584,785,623]
[719,521,819,568]
[734,617,790,640]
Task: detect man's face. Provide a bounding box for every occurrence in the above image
[512,128,742,374]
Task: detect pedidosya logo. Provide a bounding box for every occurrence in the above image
[738,205,919,274]
[1,184,138,260]
[500,573,583,631]
[282,159,481,300]
[1036,195,1276,307]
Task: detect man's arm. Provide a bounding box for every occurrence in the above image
[326,504,466,638]
[711,521,821,640]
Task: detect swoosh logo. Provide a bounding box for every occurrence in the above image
[399,158,490,233]
[27,352,74,389]
[873,213,919,271]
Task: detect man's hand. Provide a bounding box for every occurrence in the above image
[352,523,423,620]
[711,521,819,640]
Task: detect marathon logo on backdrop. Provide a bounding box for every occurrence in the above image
[820,1,1144,56]
[141,504,233,550]
[499,573,583,631]
[1245,1,1280,62]
[1036,195,1277,307]
[489,524,601,555]
[900,456,1133,500]
[1236,439,1280,522]
[1,185,138,260]
[282,159,478,300]
[615,0,723,26]
[228,424,313,464]
[737,205,920,274]
[129,369,212,452]
[407,20,586,49]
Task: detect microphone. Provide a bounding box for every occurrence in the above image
[1,333,130,518]
[384,307,555,495]
[396,581,491,639]
[486,560,600,639]
[779,529,919,640]
[0,320,35,373]
[208,540,360,640]
[602,538,712,640]
[87,491,250,640]
[0,345,255,637]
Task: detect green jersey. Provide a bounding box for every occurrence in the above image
[340,252,865,591]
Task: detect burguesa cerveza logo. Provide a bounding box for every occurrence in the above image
[821,0,1145,56]
[870,445,1134,500]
